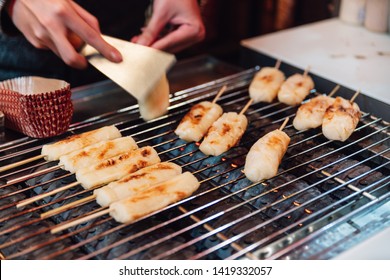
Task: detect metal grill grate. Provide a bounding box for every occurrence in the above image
[0,68,389,260]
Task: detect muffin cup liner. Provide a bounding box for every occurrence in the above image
[0,76,73,138]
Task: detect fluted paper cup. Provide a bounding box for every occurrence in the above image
[0,76,73,138]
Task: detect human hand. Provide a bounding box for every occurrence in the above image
[10,0,122,69]
[132,0,205,53]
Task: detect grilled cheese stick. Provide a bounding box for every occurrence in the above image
[278,74,314,106]
[59,136,138,173]
[322,96,361,142]
[244,129,290,182]
[76,146,160,189]
[293,95,335,130]
[41,125,121,161]
[110,172,199,223]
[199,112,248,156]
[175,101,223,142]
[94,162,182,207]
[249,67,285,103]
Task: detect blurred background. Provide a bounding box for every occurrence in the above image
[179,0,340,63]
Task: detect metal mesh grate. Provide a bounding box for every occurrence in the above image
[0,68,389,260]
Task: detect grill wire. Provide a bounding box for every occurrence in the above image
[0,67,389,260]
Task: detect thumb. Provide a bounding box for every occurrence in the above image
[136,13,167,46]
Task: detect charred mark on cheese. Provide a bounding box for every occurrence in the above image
[141,148,152,157]
[52,134,81,146]
[327,101,361,120]
[260,75,273,82]
[124,160,149,174]
[97,142,115,159]
[222,123,232,135]
[180,103,210,125]
[267,135,285,147]
[55,129,96,146]
[95,158,115,169]
[77,150,88,159]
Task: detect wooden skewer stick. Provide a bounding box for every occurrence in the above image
[239,99,254,115]
[303,65,311,78]
[51,208,110,234]
[212,85,227,104]
[274,59,281,70]
[16,181,80,208]
[40,194,96,219]
[320,169,376,201]
[279,117,290,131]
[0,155,45,173]
[350,89,360,103]
[328,85,341,97]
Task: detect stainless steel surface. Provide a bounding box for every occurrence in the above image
[0,57,389,260]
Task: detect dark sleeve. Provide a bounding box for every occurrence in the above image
[0,0,8,33]
[0,0,19,35]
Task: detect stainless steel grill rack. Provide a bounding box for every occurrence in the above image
[0,65,389,260]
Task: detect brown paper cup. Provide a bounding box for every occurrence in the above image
[0,76,73,138]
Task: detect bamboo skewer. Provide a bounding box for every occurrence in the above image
[239,99,253,115]
[16,181,80,208]
[321,169,376,200]
[303,65,311,78]
[274,59,281,70]
[279,117,290,131]
[328,85,340,97]
[40,194,96,219]
[212,85,227,104]
[0,155,45,173]
[350,90,360,103]
[309,165,376,201]
[51,208,110,234]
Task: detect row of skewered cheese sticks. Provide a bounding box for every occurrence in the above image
[52,164,199,231]
[244,89,362,182]
[249,62,361,141]
[173,86,290,184]
[249,61,314,106]
[174,86,251,157]
[173,83,360,186]
[293,89,361,142]
[16,125,200,226]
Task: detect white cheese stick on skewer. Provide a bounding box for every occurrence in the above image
[199,99,251,156]
[94,162,182,207]
[51,171,200,233]
[110,172,200,223]
[293,95,335,130]
[175,86,226,142]
[76,146,160,190]
[249,66,285,103]
[199,112,248,156]
[41,125,121,161]
[278,69,314,106]
[244,119,290,182]
[59,136,138,173]
[175,101,223,142]
[293,85,340,131]
[17,145,159,209]
[41,162,182,219]
[322,96,361,142]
